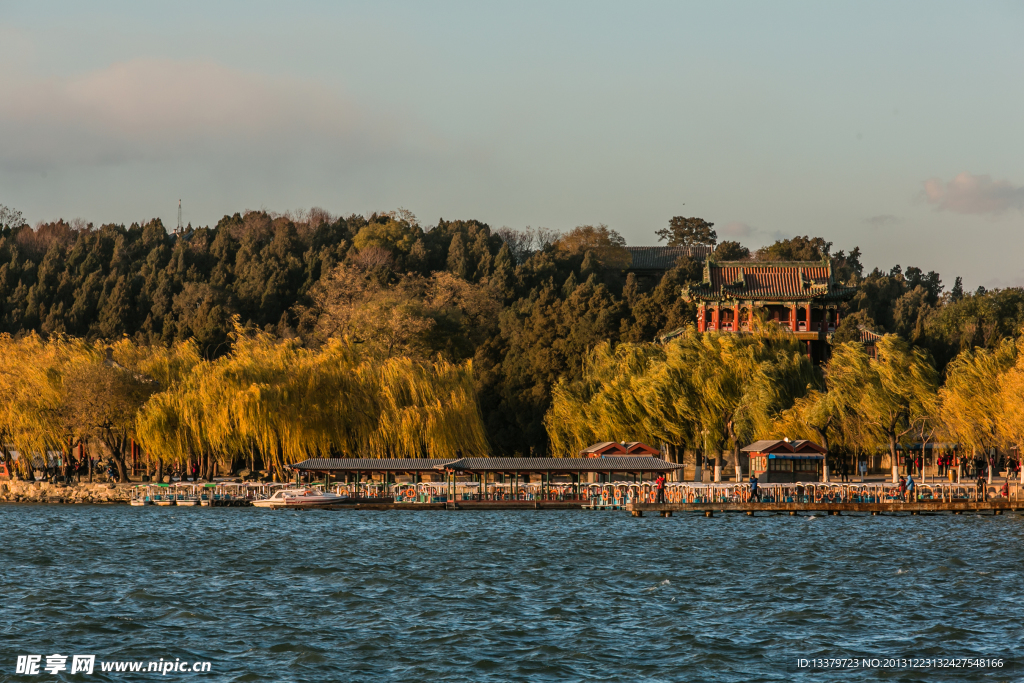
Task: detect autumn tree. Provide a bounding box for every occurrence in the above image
[555,224,631,269]
[941,338,1017,483]
[63,349,159,482]
[547,325,814,481]
[827,336,938,483]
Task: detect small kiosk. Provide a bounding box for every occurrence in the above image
[743,439,826,483]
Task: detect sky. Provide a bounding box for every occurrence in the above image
[1,1,1022,288]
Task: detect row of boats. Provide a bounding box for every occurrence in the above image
[128,482,348,508]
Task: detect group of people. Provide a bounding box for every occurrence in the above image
[897,475,916,502]
[45,454,93,484]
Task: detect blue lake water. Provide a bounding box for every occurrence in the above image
[0,506,1021,682]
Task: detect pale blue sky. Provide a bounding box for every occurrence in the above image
[2,1,1022,287]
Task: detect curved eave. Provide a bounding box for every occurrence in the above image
[688,290,855,303]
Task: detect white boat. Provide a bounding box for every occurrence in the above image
[128,485,152,506]
[173,483,200,506]
[251,488,348,508]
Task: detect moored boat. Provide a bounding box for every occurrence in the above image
[251,488,348,508]
[173,482,200,506]
[128,485,151,506]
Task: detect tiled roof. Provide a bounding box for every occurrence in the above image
[290,456,684,472]
[626,246,712,271]
[742,439,826,454]
[859,326,883,343]
[580,442,627,455]
[623,442,661,455]
[290,458,454,472]
[684,260,855,302]
[439,457,683,472]
[741,440,788,453]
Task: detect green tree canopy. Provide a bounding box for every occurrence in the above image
[656,216,717,247]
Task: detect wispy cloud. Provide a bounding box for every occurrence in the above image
[923,172,1024,215]
[719,221,755,238]
[865,214,899,228]
[0,59,432,172]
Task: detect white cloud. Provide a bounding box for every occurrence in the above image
[923,172,1024,215]
[0,59,428,171]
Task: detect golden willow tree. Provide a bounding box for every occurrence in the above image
[0,326,488,482]
[997,338,1024,454]
[941,337,1019,483]
[0,334,180,481]
[136,327,488,478]
[0,333,72,478]
[779,336,938,483]
[546,324,814,481]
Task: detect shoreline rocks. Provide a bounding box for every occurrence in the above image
[0,480,132,504]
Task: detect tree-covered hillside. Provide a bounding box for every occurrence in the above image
[1,205,1022,457]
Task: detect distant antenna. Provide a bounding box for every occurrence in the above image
[177,199,183,233]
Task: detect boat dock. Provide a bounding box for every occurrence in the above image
[622,481,1023,516]
[278,500,593,511]
[626,499,1020,516]
[116,474,1024,514]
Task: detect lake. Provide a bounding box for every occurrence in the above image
[1,506,1020,681]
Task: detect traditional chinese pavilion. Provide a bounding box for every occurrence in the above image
[742,439,826,483]
[682,257,856,362]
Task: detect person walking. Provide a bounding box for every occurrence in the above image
[654,473,666,504]
[977,474,987,502]
[898,476,907,501]
[749,474,759,503]
[905,474,915,502]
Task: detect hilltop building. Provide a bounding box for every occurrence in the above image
[681,257,856,363]
[624,245,712,277]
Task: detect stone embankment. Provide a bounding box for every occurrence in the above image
[0,480,131,504]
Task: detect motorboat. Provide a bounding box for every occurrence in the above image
[251,488,348,508]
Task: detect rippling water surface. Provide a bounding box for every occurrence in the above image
[1,506,1021,682]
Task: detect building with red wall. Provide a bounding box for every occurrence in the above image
[681,257,855,363]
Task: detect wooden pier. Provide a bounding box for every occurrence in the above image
[272,500,591,511]
[626,499,1022,517]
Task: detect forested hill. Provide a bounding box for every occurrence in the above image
[1,207,1022,456]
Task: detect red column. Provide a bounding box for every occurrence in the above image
[734,303,740,332]
[698,305,706,332]
[805,303,812,332]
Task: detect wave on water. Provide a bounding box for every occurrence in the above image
[0,507,1020,682]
